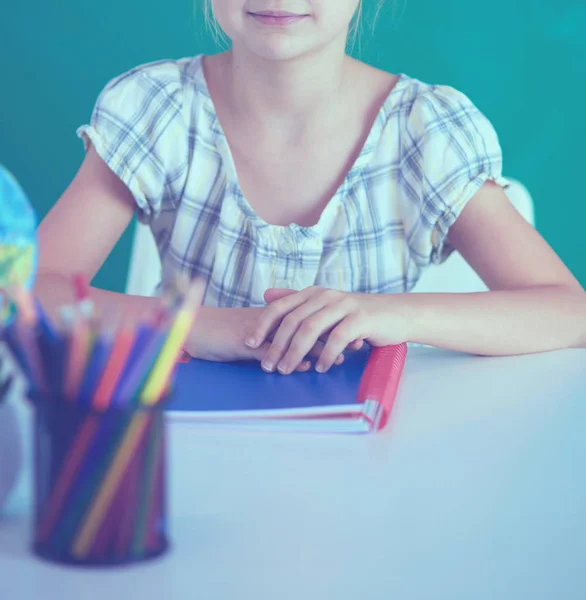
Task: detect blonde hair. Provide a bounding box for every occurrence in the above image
[203,0,229,47]
[201,0,390,50]
[348,0,364,50]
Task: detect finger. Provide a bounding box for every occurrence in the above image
[276,305,348,375]
[247,287,316,349]
[264,288,297,304]
[306,343,344,366]
[266,345,342,376]
[317,332,363,353]
[316,317,362,373]
[304,341,324,359]
[347,339,364,351]
[256,343,310,373]
[247,341,272,363]
[260,359,310,373]
[261,300,328,373]
[275,352,340,377]
[295,360,312,373]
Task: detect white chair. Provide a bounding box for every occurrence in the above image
[126,221,163,297]
[412,179,535,293]
[125,179,536,297]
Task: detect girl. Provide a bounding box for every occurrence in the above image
[36,0,586,375]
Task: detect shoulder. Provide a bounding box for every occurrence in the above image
[77,58,210,222]
[93,55,208,118]
[349,59,497,142]
[393,76,499,146]
[346,58,401,121]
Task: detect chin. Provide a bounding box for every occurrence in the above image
[243,36,318,62]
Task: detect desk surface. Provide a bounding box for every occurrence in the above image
[1,347,586,600]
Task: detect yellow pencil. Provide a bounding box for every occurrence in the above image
[140,279,204,406]
[63,313,92,401]
[71,412,149,557]
[71,278,204,557]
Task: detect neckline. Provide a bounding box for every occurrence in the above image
[193,54,410,234]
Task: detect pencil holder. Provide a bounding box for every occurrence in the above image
[31,396,169,567]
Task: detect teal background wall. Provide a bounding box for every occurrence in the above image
[1,0,585,290]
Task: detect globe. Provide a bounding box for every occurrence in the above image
[0,165,37,322]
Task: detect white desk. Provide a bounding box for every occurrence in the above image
[1,347,586,600]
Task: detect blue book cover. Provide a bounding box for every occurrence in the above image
[167,344,408,433]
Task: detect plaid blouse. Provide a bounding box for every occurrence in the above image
[78,55,507,307]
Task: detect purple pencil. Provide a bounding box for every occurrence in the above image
[112,330,167,405]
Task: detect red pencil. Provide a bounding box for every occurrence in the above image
[35,416,101,543]
[73,273,94,318]
[91,325,137,410]
[62,307,92,401]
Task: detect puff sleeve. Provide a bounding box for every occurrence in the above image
[77,61,188,224]
[399,85,509,268]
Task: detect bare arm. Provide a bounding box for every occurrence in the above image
[35,147,272,364]
[402,182,586,354]
[253,182,586,373]
[36,145,161,320]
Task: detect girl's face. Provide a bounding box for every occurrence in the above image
[211,0,361,60]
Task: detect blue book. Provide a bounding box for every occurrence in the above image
[167,344,408,434]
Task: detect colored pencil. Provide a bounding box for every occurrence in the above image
[91,325,137,410]
[34,300,66,397]
[63,313,92,401]
[35,416,101,543]
[77,332,113,405]
[140,280,204,405]
[112,328,167,405]
[131,414,160,554]
[71,411,151,557]
[7,276,205,562]
[11,287,49,395]
[113,442,142,556]
[34,300,60,343]
[73,273,94,319]
[50,410,133,552]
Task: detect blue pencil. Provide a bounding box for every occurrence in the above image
[77,334,113,406]
[34,300,60,342]
[107,324,156,405]
[34,300,67,398]
[111,328,167,406]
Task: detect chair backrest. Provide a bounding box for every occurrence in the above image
[126,220,162,297]
[412,179,535,294]
[125,179,536,297]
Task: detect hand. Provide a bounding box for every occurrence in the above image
[184,306,272,363]
[246,287,410,375]
[260,288,366,364]
[184,305,313,372]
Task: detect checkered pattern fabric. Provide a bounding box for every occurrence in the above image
[78,55,507,307]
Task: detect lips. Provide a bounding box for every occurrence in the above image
[248,10,309,26]
[252,10,303,17]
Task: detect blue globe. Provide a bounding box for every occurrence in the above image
[0,165,37,322]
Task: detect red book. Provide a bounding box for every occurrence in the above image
[168,344,408,434]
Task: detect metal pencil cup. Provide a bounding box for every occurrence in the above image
[31,396,169,566]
